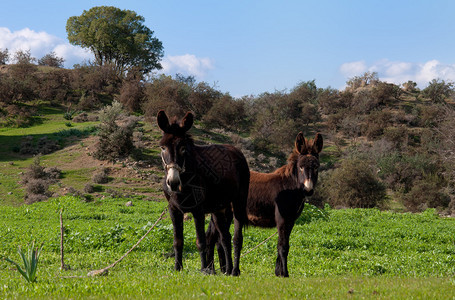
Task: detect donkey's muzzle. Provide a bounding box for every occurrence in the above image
[167,179,181,192]
[166,167,182,192]
[303,179,314,192]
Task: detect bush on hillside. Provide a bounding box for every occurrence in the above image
[37,69,71,103]
[376,152,442,193]
[37,52,65,68]
[92,168,110,184]
[422,79,454,103]
[118,70,145,112]
[188,82,221,118]
[203,95,248,131]
[401,179,450,212]
[317,88,350,115]
[143,75,193,121]
[362,110,393,140]
[94,101,138,161]
[324,158,386,208]
[21,156,61,204]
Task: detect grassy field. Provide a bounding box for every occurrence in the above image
[1,196,455,298]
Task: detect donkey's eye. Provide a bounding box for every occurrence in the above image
[160,146,166,152]
[180,146,186,154]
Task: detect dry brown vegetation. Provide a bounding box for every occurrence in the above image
[1,55,455,213]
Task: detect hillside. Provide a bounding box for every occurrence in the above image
[0,102,257,206]
[1,66,455,213]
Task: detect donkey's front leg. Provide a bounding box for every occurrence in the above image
[193,210,208,273]
[276,216,294,277]
[169,206,184,271]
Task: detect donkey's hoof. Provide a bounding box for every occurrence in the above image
[201,267,213,275]
[231,268,240,276]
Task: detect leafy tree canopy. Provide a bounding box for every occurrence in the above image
[66,6,164,76]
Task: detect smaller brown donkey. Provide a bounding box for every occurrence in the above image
[206,132,323,277]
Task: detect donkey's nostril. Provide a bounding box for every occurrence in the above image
[167,179,180,192]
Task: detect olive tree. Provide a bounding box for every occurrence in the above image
[422,79,454,103]
[66,6,164,76]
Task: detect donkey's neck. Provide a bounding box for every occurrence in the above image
[274,164,299,190]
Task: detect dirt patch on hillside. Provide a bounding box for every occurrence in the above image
[50,135,165,201]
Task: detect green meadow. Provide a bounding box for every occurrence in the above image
[1,196,455,299]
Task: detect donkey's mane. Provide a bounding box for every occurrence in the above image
[273,149,299,178]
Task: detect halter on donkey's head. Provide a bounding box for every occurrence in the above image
[157,110,193,193]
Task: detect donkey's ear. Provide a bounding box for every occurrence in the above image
[295,132,306,154]
[312,133,323,154]
[181,112,194,132]
[157,110,170,133]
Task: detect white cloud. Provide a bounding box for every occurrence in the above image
[0,27,92,67]
[339,61,367,78]
[339,59,455,88]
[160,54,214,78]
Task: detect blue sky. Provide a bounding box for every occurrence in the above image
[2,0,455,97]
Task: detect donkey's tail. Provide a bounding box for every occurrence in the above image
[232,153,249,228]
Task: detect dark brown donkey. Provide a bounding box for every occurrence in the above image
[206,132,323,277]
[157,110,249,276]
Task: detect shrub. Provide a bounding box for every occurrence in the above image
[418,104,445,127]
[203,95,247,131]
[401,179,450,212]
[37,52,64,68]
[362,110,392,140]
[339,113,362,140]
[325,158,386,208]
[84,183,95,193]
[402,81,418,93]
[376,152,442,192]
[92,168,110,184]
[382,126,408,151]
[37,69,71,103]
[43,167,62,181]
[188,82,221,118]
[142,75,192,122]
[13,49,36,64]
[351,87,381,114]
[0,48,9,65]
[23,156,46,180]
[250,91,307,151]
[21,156,61,204]
[422,78,454,103]
[346,71,379,91]
[72,112,88,123]
[317,88,350,115]
[118,72,145,112]
[94,101,138,161]
[371,82,401,104]
[25,179,49,195]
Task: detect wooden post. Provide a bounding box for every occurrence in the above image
[60,208,66,270]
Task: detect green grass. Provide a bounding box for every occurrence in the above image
[1,197,455,298]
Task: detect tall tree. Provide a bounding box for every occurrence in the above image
[66,6,164,76]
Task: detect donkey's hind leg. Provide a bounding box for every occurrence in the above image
[211,211,233,275]
[205,217,224,274]
[232,217,244,276]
